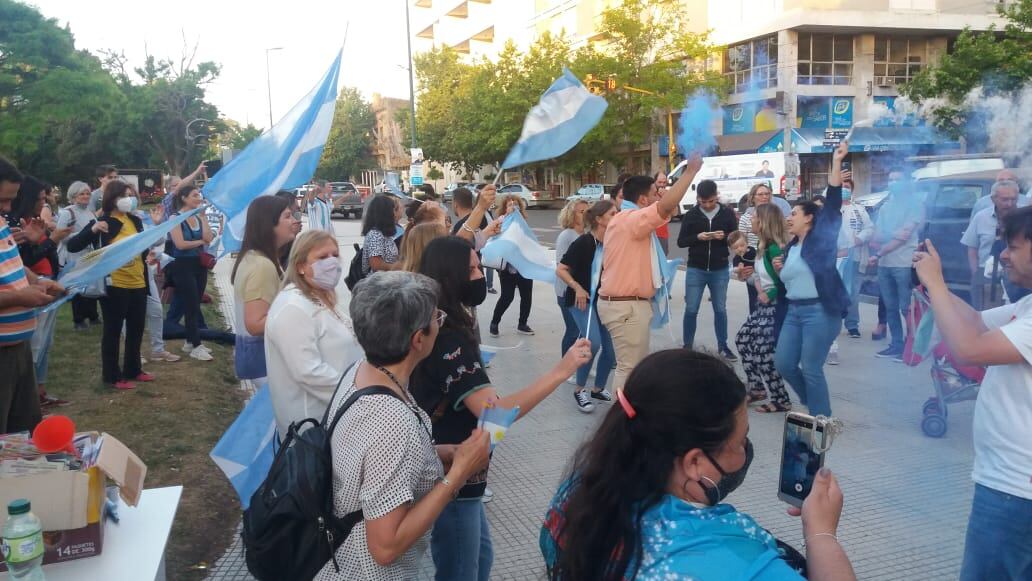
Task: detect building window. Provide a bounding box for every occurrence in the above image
[723,35,778,93]
[874,36,929,86]
[797,33,853,86]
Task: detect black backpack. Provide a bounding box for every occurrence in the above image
[344,242,365,291]
[241,381,404,581]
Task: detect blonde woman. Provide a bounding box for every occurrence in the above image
[265,230,363,436]
[489,194,534,337]
[555,198,588,359]
[734,203,792,412]
[400,222,448,272]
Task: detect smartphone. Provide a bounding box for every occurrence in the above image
[778,412,827,508]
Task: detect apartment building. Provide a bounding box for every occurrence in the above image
[694,0,1008,195]
[410,0,534,59]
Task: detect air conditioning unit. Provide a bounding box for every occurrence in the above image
[876,76,895,87]
[775,91,788,114]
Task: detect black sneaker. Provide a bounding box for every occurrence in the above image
[487,287,498,294]
[489,323,499,337]
[517,324,535,335]
[718,345,738,362]
[876,346,903,359]
[847,328,861,339]
[590,389,613,402]
[574,390,595,413]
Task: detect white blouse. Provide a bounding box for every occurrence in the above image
[264,285,363,436]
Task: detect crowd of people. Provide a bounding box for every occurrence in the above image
[1,140,1029,580]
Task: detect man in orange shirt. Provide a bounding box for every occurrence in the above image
[597,156,703,391]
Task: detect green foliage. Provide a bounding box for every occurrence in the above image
[411,0,723,178]
[316,87,376,180]
[426,166,444,180]
[901,0,1031,137]
[0,0,224,186]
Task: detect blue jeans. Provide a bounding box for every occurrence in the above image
[960,484,1032,580]
[839,258,862,332]
[682,267,730,349]
[166,288,208,329]
[558,296,578,357]
[877,266,912,351]
[774,302,840,416]
[431,497,493,581]
[567,303,615,389]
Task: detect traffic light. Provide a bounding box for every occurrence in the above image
[584,74,605,95]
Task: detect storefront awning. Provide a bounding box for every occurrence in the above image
[792,127,959,154]
[716,130,781,155]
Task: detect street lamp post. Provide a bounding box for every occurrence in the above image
[403,0,418,149]
[265,47,284,129]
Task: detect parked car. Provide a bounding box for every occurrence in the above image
[443,182,473,202]
[570,183,615,203]
[857,168,1031,303]
[328,181,364,219]
[497,183,554,208]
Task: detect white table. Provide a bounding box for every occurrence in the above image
[43,486,182,581]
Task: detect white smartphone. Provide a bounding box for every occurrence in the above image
[778,412,827,508]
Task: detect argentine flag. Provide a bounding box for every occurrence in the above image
[481,211,556,283]
[501,68,607,170]
[210,382,277,509]
[204,50,342,240]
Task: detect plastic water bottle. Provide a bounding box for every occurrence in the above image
[1,499,45,580]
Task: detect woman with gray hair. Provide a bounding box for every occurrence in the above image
[56,180,101,330]
[317,270,490,581]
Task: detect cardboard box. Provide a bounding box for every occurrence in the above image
[0,432,146,570]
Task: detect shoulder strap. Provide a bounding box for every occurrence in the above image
[326,386,403,437]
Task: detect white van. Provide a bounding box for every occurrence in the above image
[669,152,801,213]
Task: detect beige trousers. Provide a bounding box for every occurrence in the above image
[597,299,653,391]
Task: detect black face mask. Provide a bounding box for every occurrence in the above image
[700,438,754,505]
[460,277,488,307]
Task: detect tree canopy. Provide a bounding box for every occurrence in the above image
[411,0,724,177]
[0,0,224,186]
[316,87,376,181]
[900,0,1031,144]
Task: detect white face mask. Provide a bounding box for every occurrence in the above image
[310,256,342,290]
[116,197,138,213]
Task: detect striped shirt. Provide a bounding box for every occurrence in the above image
[308,196,334,233]
[0,217,36,345]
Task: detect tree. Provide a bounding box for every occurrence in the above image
[317,87,376,180]
[409,0,723,178]
[900,0,1031,144]
[426,166,444,181]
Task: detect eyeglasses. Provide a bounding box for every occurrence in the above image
[433,309,447,327]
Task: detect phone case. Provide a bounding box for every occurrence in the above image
[777,412,827,508]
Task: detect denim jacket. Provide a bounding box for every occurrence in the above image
[778,185,850,318]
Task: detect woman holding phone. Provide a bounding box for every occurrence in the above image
[772,141,851,417]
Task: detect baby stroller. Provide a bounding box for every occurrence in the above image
[902,287,984,438]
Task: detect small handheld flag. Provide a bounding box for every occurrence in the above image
[478,400,519,451]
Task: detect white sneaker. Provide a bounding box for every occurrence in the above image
[150,350,182,362]
[140,357,148,365]
[826,351,840,365]
[182,343,212,354]
[574,390,595,413]
[189,346,214,361]
[565,374,577,385]
[481,488,494,503]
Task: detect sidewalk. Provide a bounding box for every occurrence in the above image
[208,218,974,580]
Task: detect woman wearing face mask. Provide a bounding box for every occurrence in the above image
[56,181,101,329]
[771,142,851,417]
[412,236,592,581]
[168,185,214,361]
[541,349,856,581]
[556,200,618,413]
[67,180,156,389]
[264,230,363,437]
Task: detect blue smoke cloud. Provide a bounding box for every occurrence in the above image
[677,91,720,156]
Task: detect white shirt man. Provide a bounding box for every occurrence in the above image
[306,181,335,233]
[962,181,1021,309]
[914,207,1032,580]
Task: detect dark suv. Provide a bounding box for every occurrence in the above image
[862,168,1030,302]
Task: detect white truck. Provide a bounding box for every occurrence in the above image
[669,152,801,213]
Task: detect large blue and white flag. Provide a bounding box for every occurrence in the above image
[500,68,607,170]
[481,211,556,283]
[204,50,342,239]
[42,208,202,313]
[210,381,277,509]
